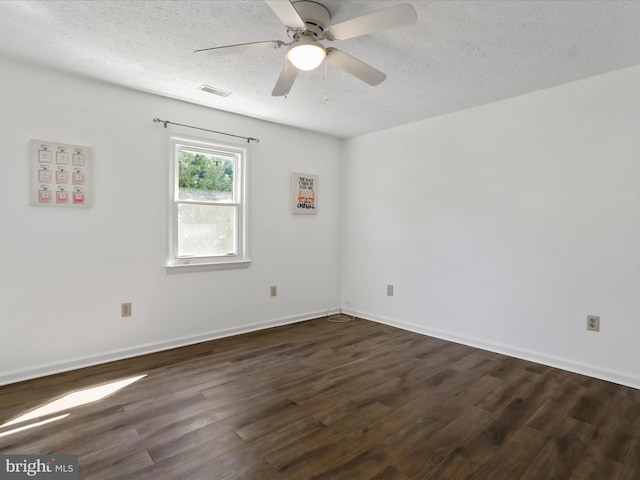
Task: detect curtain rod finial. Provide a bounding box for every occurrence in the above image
[153,117,168,128]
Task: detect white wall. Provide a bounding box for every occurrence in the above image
[341,65,640,389]
[0,57,342,384]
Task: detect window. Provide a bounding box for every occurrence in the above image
[166,136,249,271]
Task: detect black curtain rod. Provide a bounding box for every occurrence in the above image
[153,118,259,143]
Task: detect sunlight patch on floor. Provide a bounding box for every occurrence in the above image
[0,414,69,439]
[0,374,147,430]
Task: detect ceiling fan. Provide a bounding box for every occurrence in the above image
[194,1,417,97]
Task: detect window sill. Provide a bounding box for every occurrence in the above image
[164,259,251,274]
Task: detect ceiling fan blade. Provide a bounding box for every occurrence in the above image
[272,60,299,96]
[194,40,284,56]
[326,3,417,41]
[264,0,306,29]
[326,48,386,86]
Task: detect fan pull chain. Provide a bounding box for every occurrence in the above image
[323,60,329,103]
[285,58,289,99]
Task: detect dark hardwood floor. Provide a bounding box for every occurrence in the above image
[1,317,639,479]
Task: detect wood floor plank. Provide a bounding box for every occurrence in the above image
[368,465,412,480]
[246,416,326,458]
[146,420,244,463]
[449,349,498,373]
[344,374,502,479]
[309,376,406,426]
[264,401,391,476]
[576,392,638,464]
[1,317,639,479]
[525,381,587,435]
[393,405,494,478]
[82,449,154,480]
[569,454,623,480]
[619,419,640,480]
[474,367,545,413]
[519,416,596,480]
[288,374,498,478]
[568,380,618,426]
[466,426,548,480]
[421,396,542,480]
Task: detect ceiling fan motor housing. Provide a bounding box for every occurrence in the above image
[197,1,418,96]
[293,1,331,38]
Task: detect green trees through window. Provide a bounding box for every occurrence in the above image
[178,150,234,202]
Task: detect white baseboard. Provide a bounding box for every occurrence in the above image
[6,310,638,391]
[355,310,640,391]
[0,311,325,386]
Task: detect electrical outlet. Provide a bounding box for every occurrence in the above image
[587,315,600,332]
[387,284,394,296]
[121,302,132,317]
[270,285,277,297]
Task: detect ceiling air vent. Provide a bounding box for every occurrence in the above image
[198,84,232,97]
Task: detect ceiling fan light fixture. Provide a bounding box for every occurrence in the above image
[287,37,326,71]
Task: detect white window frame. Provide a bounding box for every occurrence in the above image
[165,135,250,272]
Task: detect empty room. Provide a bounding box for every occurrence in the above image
[1,1,639,479]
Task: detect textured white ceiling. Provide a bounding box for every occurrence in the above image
[1,1,640,138]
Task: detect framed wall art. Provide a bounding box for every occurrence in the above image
[30,139,92,208]
[291,172,318,214]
